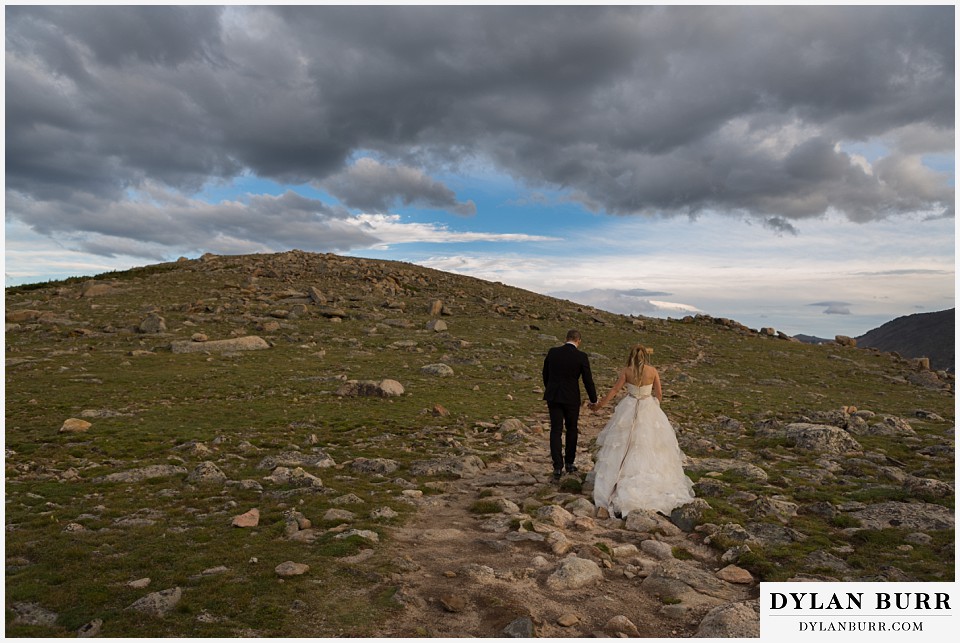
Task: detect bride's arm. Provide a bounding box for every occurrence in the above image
[594,369,626,409]
[653,369,663,402]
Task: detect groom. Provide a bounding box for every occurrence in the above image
[542,329,598,479]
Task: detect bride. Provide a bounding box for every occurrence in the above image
[589,344,694,517]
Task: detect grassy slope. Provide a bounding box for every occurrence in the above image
[5,252,954,636]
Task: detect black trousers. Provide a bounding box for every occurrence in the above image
[547,401,580,470]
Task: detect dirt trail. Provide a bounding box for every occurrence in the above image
[373,409,747,638]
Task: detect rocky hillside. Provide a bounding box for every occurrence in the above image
[5,251,955,637]
[856,308,955,372]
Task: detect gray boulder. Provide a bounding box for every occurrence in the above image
[755,422,862,454]
[256,450,335,470]
[95,464,187,483]
[545,556,603,590]
[409,455,485,478]
[350,457,399,475]
[187,461,227,484]
[420,363,455,377]
[170,336,269,354]
[696,600,760,638]
[126,587,182,617]
[336,379,404,397]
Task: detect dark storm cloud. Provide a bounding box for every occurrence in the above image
[321,158,476,215]
[5,187,379,256]
[5,5,954,256]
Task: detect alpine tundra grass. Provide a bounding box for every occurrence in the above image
[5,251,954,636]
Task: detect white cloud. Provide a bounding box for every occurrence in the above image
[407,210,954,337]
[348,214,559,247]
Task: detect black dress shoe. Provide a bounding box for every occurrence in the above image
[552,469,563,480]
[565,465,578,473]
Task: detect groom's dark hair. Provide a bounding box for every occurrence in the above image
[566,329,582,342]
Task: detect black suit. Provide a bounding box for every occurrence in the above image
[542,342,598,471]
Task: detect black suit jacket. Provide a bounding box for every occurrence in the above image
[542,343,598,405]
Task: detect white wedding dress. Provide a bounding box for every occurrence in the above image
[593,382,695,516]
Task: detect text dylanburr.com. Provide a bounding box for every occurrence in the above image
[761,582,955,639]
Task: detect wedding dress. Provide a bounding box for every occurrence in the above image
[592,382,695,516]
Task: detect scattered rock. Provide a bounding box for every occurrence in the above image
[275,561,310,577]
[849,501,954,531]
[537,504,575,527]
[126,587,182,617]
[670,498,710,531]
[503,616,536,638]
[409,455,485,478]
[80,281,115,298]
[640,539,674,560]
[625,510,660,532]
[715,565,754,584]
[11,601,58,626]
[686,457,769,482]
[170,336,270,354]
[331,493,364,506]
[547,530,573,556]
[232,508,260,528]
[755,422,862,454]
[350,457,400,475]
[420,363,455,377]
[545,556,603,590]
[605,615,640,637]
[557,613,580,627]
[335,529,380,544]
[323,509,355,522]
[904,476,952,499]
[187,461,227,485]
[201,565,229,576]
[696,600,760,638]
[95,464,187,483]
[138,313,167,334]
[77,619,103,637]
[750,496,798,523]
[59,418,92,434]
[439,594,467,613]
[336,379,405,397]
[257,450,336,470]
[371,507,399,520]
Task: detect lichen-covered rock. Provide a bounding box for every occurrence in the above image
[545,556,603,590]
[350,457,399,475]
[187,461,227,485]
[420,363,454,377]
[170,336,269,353]
[408,455,485,478]
[696,600,760,638]
[336,379,404,397]
[126,587,182,617]
[256,450,335,470]
[755,422,862,454]
[95,464,187,483]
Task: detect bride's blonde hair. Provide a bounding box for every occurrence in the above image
[627,344,651,382]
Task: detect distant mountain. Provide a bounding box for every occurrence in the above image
[856,308,954,372]
[794,334,833,345]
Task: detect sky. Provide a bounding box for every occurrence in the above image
[4,4,955,338]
